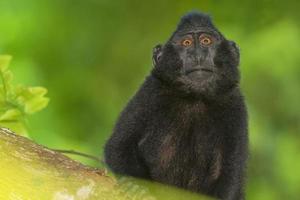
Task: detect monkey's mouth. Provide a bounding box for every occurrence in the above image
[186,68,213,74]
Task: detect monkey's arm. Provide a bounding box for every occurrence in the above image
[104,92,151,179]
[216,137,248,200]
[213,101,248,200]
[105,44,181,179]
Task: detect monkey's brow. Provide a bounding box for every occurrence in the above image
[177,30,219,37]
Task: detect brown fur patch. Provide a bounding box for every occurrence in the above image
[194,102,207,114]
[187,174,198,189]
[159,134,176,169]
[210,150,222,181]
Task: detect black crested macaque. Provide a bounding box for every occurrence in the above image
[104,11,248,200]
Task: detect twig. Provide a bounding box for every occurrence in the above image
[49,148,103,163]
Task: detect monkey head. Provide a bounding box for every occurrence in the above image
[152,12,240,100]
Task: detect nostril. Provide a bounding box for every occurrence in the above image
[193,56,201,65]
[198,57,202,65]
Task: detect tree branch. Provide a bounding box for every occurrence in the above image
[0,127,211,200]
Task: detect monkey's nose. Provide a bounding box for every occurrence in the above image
[195,55,204,66]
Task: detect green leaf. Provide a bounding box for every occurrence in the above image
[0,55,49,137]
[16,86,49,114]
[0,109,22,121]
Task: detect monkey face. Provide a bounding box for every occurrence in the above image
[173,31,240,97]
[152,12,240,99]
[170,29,221,82]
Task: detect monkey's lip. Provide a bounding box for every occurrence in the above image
[186,68,213,74]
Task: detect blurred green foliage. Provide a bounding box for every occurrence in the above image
[0,0,299,199]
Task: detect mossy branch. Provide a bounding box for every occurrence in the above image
[0,127,212,200]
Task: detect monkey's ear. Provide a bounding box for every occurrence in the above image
[152,44,163,67]
[158,43,183,71]
[228,41,240,65]
[229,41,240,52]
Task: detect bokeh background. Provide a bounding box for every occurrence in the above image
[0,0,300,199]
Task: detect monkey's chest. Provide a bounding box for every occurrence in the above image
[139,116,223,190]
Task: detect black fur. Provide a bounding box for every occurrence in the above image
[105,11,248,200]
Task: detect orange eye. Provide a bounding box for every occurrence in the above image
[182,39,193,47]
[200,35,213,46]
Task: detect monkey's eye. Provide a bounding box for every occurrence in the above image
[199,35,213,46]
[181,39,193,47]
